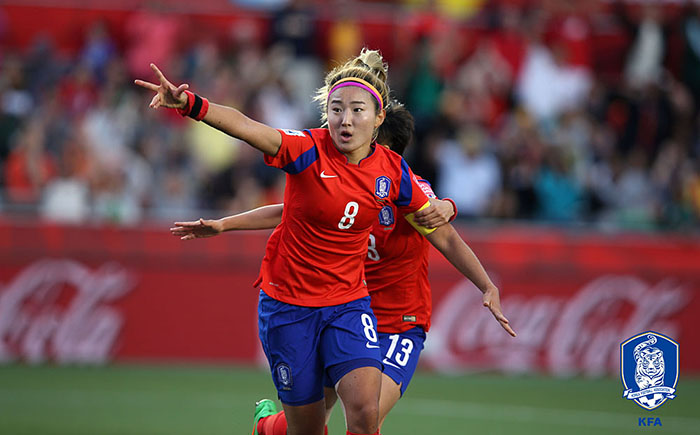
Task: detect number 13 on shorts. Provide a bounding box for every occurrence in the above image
[385,334,414,366]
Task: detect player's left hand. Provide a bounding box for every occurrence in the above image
[482,286,517,337]
[170,218,223,240]
[412,199,454,229]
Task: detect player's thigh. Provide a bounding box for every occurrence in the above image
[379,372,402,428]
[336,365,382,428]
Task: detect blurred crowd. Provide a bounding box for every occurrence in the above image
[1,0,700,231]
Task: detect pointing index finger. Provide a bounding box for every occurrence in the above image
[134,79,160,92]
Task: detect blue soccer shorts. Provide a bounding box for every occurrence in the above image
[323,326,426,396]
[377,327,426,396]
[257,290,382,406]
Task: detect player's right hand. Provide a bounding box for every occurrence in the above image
[170,218,223,240]
[482,286,517,337]
[134,63,189,110]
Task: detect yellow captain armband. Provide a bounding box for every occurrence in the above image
[404,201,437,236]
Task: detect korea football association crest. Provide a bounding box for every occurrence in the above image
[275,363,293,391]
[621,331,678,411]
[375,176,391,199]
[378,205,394,226]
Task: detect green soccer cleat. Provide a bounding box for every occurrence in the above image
[252,399,278,435]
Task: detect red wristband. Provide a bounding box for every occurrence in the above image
[176,90,209,121]
[444,197,458,222]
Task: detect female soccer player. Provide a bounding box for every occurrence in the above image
[138,49,513,435]
[172,103,515,434]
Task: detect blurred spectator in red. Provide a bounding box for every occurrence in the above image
[125,2,183,80]
[487,2,528,78]
[5,118,56,205]
[448,40,513,130]
[544,1,594,70]
[58,63,98,119]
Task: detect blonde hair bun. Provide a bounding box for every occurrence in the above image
[356,48,388,83]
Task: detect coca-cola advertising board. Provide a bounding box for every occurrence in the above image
[0,221,698,376]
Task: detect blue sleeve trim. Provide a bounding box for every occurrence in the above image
[395,158,413,207]
[281,131,319,174]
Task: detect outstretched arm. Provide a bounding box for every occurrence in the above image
[170,204,284,240]
[135,63,282,156]
[425,224,516,337]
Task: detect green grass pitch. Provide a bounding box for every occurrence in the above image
[1,364,698,434]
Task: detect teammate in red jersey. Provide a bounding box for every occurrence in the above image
[172,103,516,433]
[138,49,513,435]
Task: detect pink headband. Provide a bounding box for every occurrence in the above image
[328,78,384,112]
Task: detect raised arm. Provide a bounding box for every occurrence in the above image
[135,63,282,156]
[425,224,516,337]
[171,204,284,240]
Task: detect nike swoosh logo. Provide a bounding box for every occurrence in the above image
[366,342,380,349]
[320,171,338,179]
[382,358,401,369]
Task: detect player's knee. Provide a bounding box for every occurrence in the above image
[345,400,379,432]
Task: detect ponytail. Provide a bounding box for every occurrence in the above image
[377,100,415,156]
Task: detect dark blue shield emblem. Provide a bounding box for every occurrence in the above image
[375,176,391,199]
[378,206,394,226]
[276,363,293,390]
[621,331,678,410]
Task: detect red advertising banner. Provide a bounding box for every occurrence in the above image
[423,229,700,376]
[0,221,698,376]
[0,221,268,365]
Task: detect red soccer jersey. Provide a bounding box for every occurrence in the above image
[255,128,431,307]
[365,178,436,333]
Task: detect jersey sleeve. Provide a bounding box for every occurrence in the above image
[264,129,319,174]
[393,158,431,213]
[416,178,437,199]
[392,159,438,236]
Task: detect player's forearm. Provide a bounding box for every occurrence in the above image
[218,204,284,231]
[426,224,495,293]
[202,103,282,156]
